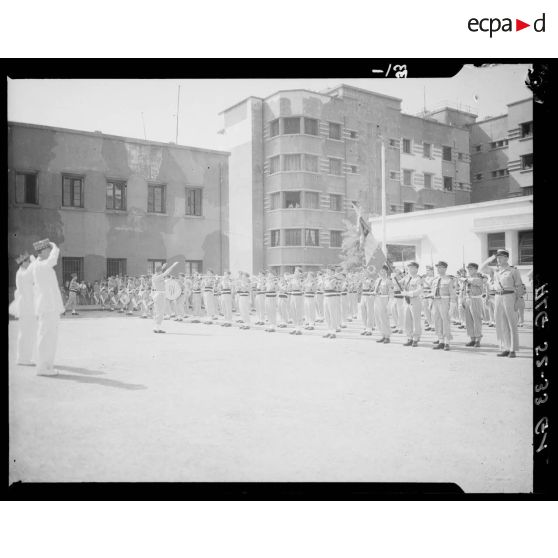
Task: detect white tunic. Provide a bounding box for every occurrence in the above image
[30,243,64,315]
[10,264,35,318]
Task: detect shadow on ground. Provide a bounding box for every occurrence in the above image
[48,372,146,390]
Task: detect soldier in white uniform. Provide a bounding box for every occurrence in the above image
[29,240,65,376]
[401,261,423,347]
[421,266,434,331]
[264,271,278,332]
[303,271,317,330]
[360,268,375,336]
[480,249,523,358]
[151,261,179,333]
[373,264,393,343]
[65,273,80,315]
[237,272,252,330]
[322,267,339,339]
[463,263,486,348]
[10,252,37,366]
[431,261,456,351]
[220,271,234,327]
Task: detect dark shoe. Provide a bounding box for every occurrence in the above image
[444,344,450,351]
[329,334,336,339]
[412,341,419,347]
[508,351,516,358]
[403,340,413,347]
[323,333,331,338]
[497,351,510,357]
[376,337,385,343]
[474,340,481,348]
[383,338,390,344]
[361,330,367,335]
[289,330,296,335]
[465,340,475,347]
[432,343,443,350]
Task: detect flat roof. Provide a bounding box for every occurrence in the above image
[370,195,533,222]
[324,84,402,103]
[507,97,533,108]
[8,121,230,156]
[400,112,470,132]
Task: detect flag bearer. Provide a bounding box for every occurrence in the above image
[373,264,393,343]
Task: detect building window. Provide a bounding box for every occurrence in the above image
[521,153,533,170]
[186,187,202,216]
[284,191,301,208]
[106,180,126,210]
[389,139,398,148]
[305,191,320,209]
[423,173,432,189]
[423,143,431,158]
[403,170,412,186]
[458,152,464,161]
[390,205,398,213]
[475,145,482,152]
[389,171,398,180]
[305,229,319,247]
[147,259,166,275]
[283,154,302,171]
[443,176,453,191]
[329,158,343,175]
[523,186,533,196]
[424,204,434,210]
[270,192,281,210]
[270,230,280,247]
[475,173,483,181]
[521,121,533,138]
[329,122,341,140]
[62,257,84,284]
[403,202,414,213]
[283,117,300,134]
[304,154,319,172]
[147,184,166,213]
[15,172,38,205]
[269,119,279,137]
[330,230,343,248]
[185,260,202,275]
[490,139,508,149]
[349,130,358,139]
[442,146,452,161]
[269,156,280,174]
[402,139,411,154]
[487,232,505,260]
[106,258,127,278]
[304,118,319,136]
[62,175,84,208]
[387,244,416,262]
[330,194,343,211]
[284,229,302,246]
[518,230,533,265]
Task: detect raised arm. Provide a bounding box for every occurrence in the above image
[45,242,60,267]
[161,261,179,278]
[479,254,496,273]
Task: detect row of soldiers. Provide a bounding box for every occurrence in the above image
[143,250,526,356]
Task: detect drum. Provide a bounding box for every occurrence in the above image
[165,279,182,301]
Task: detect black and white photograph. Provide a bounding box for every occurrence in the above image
[7,62,541,495]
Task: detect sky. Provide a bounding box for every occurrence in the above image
[8,64,532,152]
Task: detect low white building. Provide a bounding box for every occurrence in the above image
[370,195,533,302]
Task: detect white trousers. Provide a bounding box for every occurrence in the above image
[36,311,60,374]
[238,295,251,325]
[152,292,166,328]
[221,293,233,323]
[17,312,37,364]
[374,296,391,337]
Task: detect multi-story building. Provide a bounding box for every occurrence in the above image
[8,122,230,288]
[468,98,533,202]
[221,84,473,274]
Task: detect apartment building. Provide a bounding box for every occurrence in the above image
[469,98,533,202]
[8,122,230,287]
[221,84,473,274]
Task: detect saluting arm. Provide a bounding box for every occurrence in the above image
[46,242,60,267]
[479,255,496,273]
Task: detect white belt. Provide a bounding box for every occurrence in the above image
[468,295,483,299]
[377,294,389,298]
[433,296,450,299]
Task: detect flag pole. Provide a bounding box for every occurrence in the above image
[380,134,387,255]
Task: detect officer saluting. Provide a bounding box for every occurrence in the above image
[401,261,423,347]
[480,249,522,358]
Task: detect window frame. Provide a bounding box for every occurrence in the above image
[269,155,280,175]
[521,153,533,170]
[304,228,320,247]
[303,117,319,136]
[62,174,85,208]
[442,146,452,162]
[283,117,301,135]
[330,230,343,248]
[185,186,203,217]
[402,138,412,154]
[185,260,203,275]
[269,119,279,138]
[443,176,453,191]
[423,172,433,189]
[282,153,302,172]
[423,142,431,158]
[403,202,414,213]
[270,229,281,247]
[106,258,127,278]
[402,169,413,186]
[62,257,84,284]
[520,121,533,138]
[147,183,166,214]
[284,228,303,247]
[106,179,127,211]
[329,193,343,212]
[518,230,533,265]
[328,122,342,140]
[15,171,39,205]
[304,191,320,210]
[487,232,505,260]
[283,191,302,209]
[328,157,343,176]
[303,154,319,173]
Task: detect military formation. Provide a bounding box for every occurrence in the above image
[10,242,528,374]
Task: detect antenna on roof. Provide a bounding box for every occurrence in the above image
[175,85,181,144]
[141,112,147,140]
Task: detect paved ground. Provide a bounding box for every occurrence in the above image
[9,311,533,492]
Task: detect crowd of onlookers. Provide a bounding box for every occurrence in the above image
[61,279,97,305]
